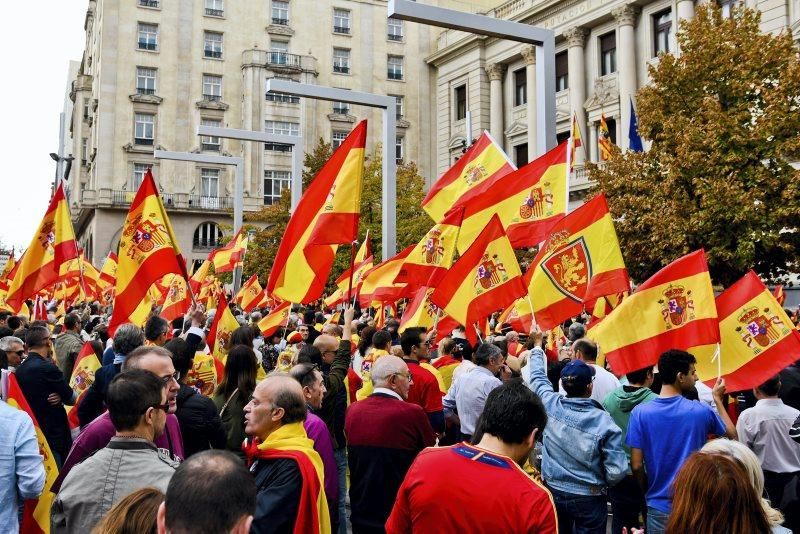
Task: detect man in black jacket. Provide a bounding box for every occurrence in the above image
[14,325,76,466]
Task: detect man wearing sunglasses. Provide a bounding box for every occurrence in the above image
[52,369,178,533]
[0,335,25,370]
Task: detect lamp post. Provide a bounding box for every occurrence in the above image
[49,152,75,184]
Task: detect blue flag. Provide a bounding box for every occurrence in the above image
[629,98,643,152]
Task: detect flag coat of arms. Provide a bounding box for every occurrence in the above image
[395,208,463,289]
[599,114,614,161]
[207,292,240,363]
[398,287,440,333]
[209,229,248,273]
[160,274,192,322]
[258,301,292,338]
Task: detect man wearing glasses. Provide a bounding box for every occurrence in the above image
[52,369,178,533]
[0,335,25,370]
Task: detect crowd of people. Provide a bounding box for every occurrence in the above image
[1,301,800,533]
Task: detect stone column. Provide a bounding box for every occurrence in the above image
[589,120,598,163]
[564,27,587,164]
[676,0,695,23]
[486,62,506,143]
[521,45,538,157]
[613,5,640,150]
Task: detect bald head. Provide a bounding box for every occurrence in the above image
[371,355,412,399]
[313,334,338,352]
[244,373,307,440]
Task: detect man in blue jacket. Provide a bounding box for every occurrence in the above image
[528,327,627,534]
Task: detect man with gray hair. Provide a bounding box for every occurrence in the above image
[345,355,436,533]
[0,335,25,370]
[55,313,83,379]
[443,342,507,442]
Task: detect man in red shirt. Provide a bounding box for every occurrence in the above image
[386,380,557,534]
[399,327,444,433]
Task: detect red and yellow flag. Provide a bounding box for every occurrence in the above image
[207,292,240,363]
[189,259,211,295]
[588,250,719,376]
[268,121,367,303]
[1,249,16,280]
[108,169,187,335]
[334,232,373,299]
[526,194,630,330]
[98,252,118,291]
[570,113,583,171]
[257,300,292,338]
[497,296,535,335]
[430,215,526,344]
[422,131,515,223]
[395,208,463,289]
[7,183,78,309]
[66,341,102,431]
[237,274,265,313]
[398,287,439,333]
[599,114,613,162]
[6,373,59,534]
[694,271,800,391]
[773,285,786,306]
[209,229,248,273]
[587,292,628,328]
[457,142,568,252]
[160,274,192,322]
[358,246,414,308]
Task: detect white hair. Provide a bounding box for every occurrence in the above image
[371,355,407,387]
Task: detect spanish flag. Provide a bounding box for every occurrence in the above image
[457,142,568,252]
[108,169,187,335]
[431,215,526,344]
[526,194,629,330]
[98,251,118,291]
[587,292,627,327]
[189,259,212,295]
[773,285,786,306]
[398,287,439,333]
[334,232,373,299]
[79,254,102,301]
[589,250,719,376]
[599,114,613,162]
[395,208,463,288]
[7,183,78,309]
[209,229,248,273]
[258,300,292,337]
[237,274,264,313]
[160,274,192,322]
[694,271,800,391]
[6,372,59,534]
[422,131,515,223]
[497,296,535,335]
[570,113,583,171]
[268,121,367,303]
[1,249,16,279]
[207,292,240,363]
[358,246,414,308]
[66,341,101,431]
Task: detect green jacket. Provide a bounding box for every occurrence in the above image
[602,385,657,467]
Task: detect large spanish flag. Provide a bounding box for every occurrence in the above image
[395,208,463,288]
[526,194,629,330]
[431,215,526,344]
[398,286,439,333]
[207,292,240,363]
[268,121,367,303]
[694,271,800,391]
[209,229,248,273]
[358,245,414,308]
[589,250,719,376]
[6,372,58,534]
[258,300,292,337]
[457,142,568,252]
[108,170,187,335]
[160,274,192,322]
[7,183,78,309]
[422,131,515,223]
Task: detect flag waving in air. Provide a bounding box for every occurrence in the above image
[209,229,248,273]
[237,274,265,313]
[268,121,367,303]
[207,292,240,363]
[257,300,292,338]
[395,208,463,289]
[159,274,192,322]
[108,169,188,335]
[334,232,373,300]
[358,246,414,308]
[599,114,614,161]
[97,251,118,291]
[7,182,79,309]
[570,113,583,171]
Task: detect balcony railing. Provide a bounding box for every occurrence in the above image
[138,41,157,51]
[202,94,222,101]
[109,190,233,210]
[333,26,350,34]
[266,92,300,104]
[204,49,222,58]
[205,8,223,16]
[201,142,221,151]
[193,241,223,251]
[388,33,403,41]
[333,64,350,74]
[136,87,156,95]
[388,71,403,80]
[267,52,302,68]
[139,0,159,7]
[272,17,288,25]
[265,142,293,152]
[134,137,154,146]
[333,106,349,115]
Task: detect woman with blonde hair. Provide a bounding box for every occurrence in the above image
[701,438,789,532]
[92,487,163,534]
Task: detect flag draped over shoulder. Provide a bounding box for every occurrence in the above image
[108,170,188,335]
[395,208,463,289]
[207,292,240,363]
[431,215,526,344]
[268,121,367,303]
[7,183,78,309]
[457,142,568,252]
[258,301,292,337]
[589,250,719,376]
[422,131,515,223]
[694,271,800,391]
[526,194,629,330]
[209,229,248,273]
[358,246,414,308]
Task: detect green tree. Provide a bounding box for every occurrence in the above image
[589,5,800,287]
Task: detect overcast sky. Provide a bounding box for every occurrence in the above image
[0,2,86,252]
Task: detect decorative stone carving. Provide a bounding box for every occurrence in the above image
[196,99,230,111]
[584,77,620,110]
[129,93,164,105]
[266,24,295,37]
[563,26,587,48]
[485,62,506,81]
[327,112,356,124]
[612,5,640,26]
[521,45,536,66]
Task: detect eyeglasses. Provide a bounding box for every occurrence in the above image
[297,364,320,383]
[392,372,413,383]
[147,402,171,413]
[159,371,180,386]
[13,350,24,356]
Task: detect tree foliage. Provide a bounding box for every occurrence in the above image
[589,5,800,287]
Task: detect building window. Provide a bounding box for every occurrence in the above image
[333,48,350,74]
[332,101,350,115]
[201,168,220,197]
[555,51,568,91]
[138,0,159,7]
[514,143,528,166]
[201,118,221,151]
[83,101,90,120]
[264,142,293,152]
[204,31,223,59]
[388,18,403,41]
[137,23,158,51]
[268,41,291,65]
[202,74,222,101]
[388,55,403,80]
[392,95,404,119]
[332,131,348,148]
[514,69,526,107]
[136,67,157,94]
[205,0,223,17]
[272,0,289,25]
[454,84,467,121]
[333,9,350,34]
[599,32,617,76]
[265,120,300,136]
[132,163,151,189]
[134,113,155,145]
[194,222,222,248]
[264,170,291,205]
[653,9,672,55]
[81,138,88,165]
[266,91,300,104]
[396,137,404,164]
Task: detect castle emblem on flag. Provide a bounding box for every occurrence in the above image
[659,285,695,328]
[541,235,591,302]
[37,221,56,251]
[122,213,170,263]
[519,182,554,220]
[217,330,232,352]
[421,229,445,265]
[474,253,508,294]
[735,306,789,353]
[425,299,440,318]
[463,163,488,186]
[72,368,95,393]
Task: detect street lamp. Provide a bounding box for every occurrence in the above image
[49,152,75,183]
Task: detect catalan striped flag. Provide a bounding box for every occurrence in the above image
[160,274,192,322]
[395,208,463,289]
[457,141,568,252]
[257,300,292,338]
[207,292,240,363]
[268,121,367,304]
[431,215,526,345]
[693,271,800,391]
[7,183,79,309]
[422,131,515,223]
[358,246,414,308]
[588,250,719,376]
[599,114,614,161]
[209,229,248,273]
[108,169,187,335]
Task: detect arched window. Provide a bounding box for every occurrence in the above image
[193,222,222,249]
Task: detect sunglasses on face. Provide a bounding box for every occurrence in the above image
[159,371,180,386]
[146,402,170,413]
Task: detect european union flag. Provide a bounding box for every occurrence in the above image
[629,98,643,152]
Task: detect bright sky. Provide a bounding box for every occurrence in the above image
[0,2,86,252]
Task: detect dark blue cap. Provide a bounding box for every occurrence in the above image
[560,359,596,387]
